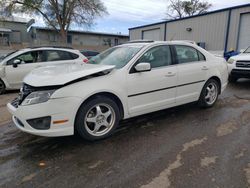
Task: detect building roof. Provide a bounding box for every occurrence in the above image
[0,16,28,24]
[129,3,250,30]
[31,26,129,37]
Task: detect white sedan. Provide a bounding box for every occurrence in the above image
[0,47,87,94]
[7,41,228,140]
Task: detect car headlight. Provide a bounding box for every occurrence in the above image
[227,58,235,64]
[21,90,55,106]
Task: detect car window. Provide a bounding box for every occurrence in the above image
[0,50,18,62]
[7,51,43,65]
[198,51,206,61]
[175,45,204,64]
[45,50,77,62]
[137,45,172,68]
[69,52,79,59]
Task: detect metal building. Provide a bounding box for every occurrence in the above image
[29,26,129,52]
[129,4,250,54]
[0,17,31,46]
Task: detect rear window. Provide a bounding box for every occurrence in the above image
[45,50,78,61]
[69,52,79,59]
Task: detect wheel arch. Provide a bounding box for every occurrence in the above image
[77,92,125,119]
[207,76,222,94]
[0,78,6,93]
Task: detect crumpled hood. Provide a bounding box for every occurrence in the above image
[230,53,250,61]
[24,63,115,87]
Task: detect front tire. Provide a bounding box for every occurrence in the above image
[75,96,120,141]
[0,79,6,95]
[198,79,219,108]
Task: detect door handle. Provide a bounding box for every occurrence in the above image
[201,66,209,70]
[165,72,176,77]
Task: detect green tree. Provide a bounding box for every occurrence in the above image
[166,0,212,19]
[0,0,107,43]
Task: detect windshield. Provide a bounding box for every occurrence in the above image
[88,45,143,68]
[0,50,17,62]
[244,47,250,53]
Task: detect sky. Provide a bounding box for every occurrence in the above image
[33,0,250,35]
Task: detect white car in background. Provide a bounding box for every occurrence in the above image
[7,41,228,141]
[227,46,250,82]
[0,47,88,94]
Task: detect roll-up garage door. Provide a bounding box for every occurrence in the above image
[143,29,160,41]
[238,13,250,51]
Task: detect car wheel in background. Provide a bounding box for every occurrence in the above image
[228,75,238,83]
[75,96,120,141]
[198,79,220,108]
[0,79,6,94]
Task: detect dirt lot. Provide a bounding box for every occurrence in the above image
[0,80,250,188]
[0,91,18,125]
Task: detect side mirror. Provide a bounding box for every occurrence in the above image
[13,59,21,68]
[134,62,151,72]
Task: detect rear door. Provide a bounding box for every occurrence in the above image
[5,50,44,88]
[174,45,207,105]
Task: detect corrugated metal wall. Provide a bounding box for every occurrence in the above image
[166,11,228,51]
[227,6,250,51]
[129,5,250,52]
[129,23,165,41]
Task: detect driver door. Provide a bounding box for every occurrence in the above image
[5,50,44,88]
[126,45,177,116]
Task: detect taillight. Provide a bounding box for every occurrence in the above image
[83,58,88,63]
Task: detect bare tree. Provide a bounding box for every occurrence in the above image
[166,0,212,19]
[0,0,107,43]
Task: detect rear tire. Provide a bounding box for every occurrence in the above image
[75,96,120,141]
[228,75,238,83]
[0,79,6,95]
[198,79,219,108]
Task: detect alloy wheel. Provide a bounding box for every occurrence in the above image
[84,103,116,136]
[205,82,218,105]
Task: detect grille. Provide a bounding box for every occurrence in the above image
[236,61,250,68]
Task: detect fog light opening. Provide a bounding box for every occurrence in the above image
[27,116,51,130]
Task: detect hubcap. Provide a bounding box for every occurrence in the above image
[84,104,115,136]
[205,82,218,105]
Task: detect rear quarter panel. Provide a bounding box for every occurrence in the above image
[207,55,228,92]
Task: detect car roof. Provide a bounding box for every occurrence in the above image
[121,40,197,48]
[19,47,77,52]
[81,49,99,52]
